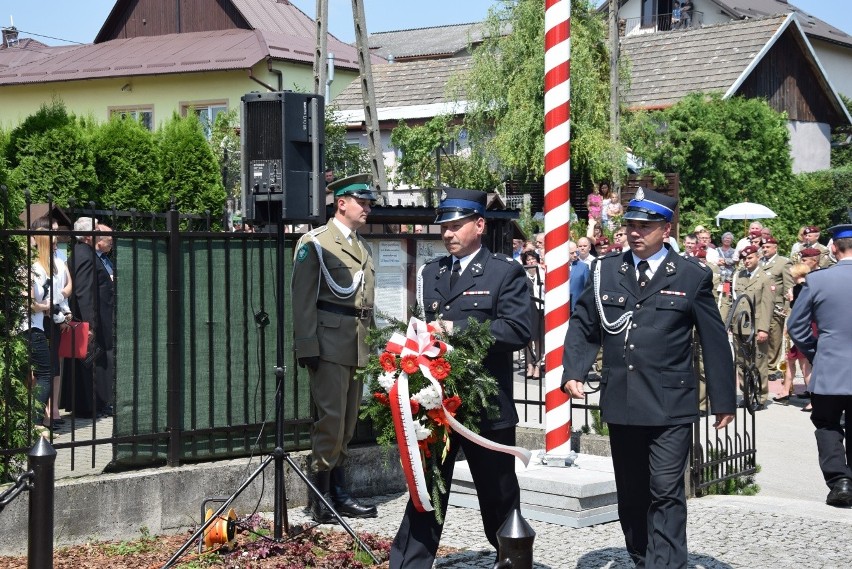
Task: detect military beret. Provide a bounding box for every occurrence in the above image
[748,229,763,237]
[694,245,707,259]
[761,236,777,245]
[741,245,760,257]
[800,247,821,258]
[804,226,820,234]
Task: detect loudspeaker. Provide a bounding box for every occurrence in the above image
[241,91,325,224]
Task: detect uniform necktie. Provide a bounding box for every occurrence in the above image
[637,260,651,288]
[450,259,461,289]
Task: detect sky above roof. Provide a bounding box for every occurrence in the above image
[0,0,498,46]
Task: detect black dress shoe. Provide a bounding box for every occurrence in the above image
[333,496,378,518]
[797,391,811,399]
[826,478,852,507]
[774,395,790,405]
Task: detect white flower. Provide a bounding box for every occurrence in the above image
[412,384,442,410]
[377,371,397,391]
[414,419,432,441]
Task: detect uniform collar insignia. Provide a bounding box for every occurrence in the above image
[472,262,483,273]
[665,261,676,274]
[635,188,645,201]
[439,265,447,274]
[620,262,630,274]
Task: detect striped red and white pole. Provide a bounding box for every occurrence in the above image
[543,0,571,455]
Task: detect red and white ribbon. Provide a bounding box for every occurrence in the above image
[385,318,532,512]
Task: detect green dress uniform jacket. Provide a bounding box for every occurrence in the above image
[292,221,375,367]
[729,266,774,336]
[761,254,793,312]
[761,254,793,371]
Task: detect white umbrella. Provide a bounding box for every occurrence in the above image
[715,202,777,226]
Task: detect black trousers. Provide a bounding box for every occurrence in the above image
[389,426,520,569]
[810,394,852,486]
[609,423,692,569]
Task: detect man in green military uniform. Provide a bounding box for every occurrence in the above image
[792,226,832,268]
[730,244,774,409]
[759,236,793,379]
[291,173,378,523]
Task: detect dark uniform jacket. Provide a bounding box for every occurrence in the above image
[562,248,735,425]
[292,221,375,367]
[420,247,531,431]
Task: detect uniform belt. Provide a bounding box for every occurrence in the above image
[316,300,373,319]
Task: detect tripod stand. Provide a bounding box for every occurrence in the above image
[162,221,379,568]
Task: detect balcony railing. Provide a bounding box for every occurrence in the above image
[622,11,704,36]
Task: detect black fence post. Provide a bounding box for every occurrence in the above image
[166,208,182,466]
[28,437,56,569]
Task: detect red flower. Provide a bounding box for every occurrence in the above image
[379,352,397,372]
[418,439,432,458]
[428,357,451,380]
[410,399,420,415]
[373,392,389,407]
[427,408,450,427]
[400,355,419,374]
[443,395,462,415]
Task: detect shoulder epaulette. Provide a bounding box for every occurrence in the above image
[491,253,516,264]
[308,225,329,237]
[682,255,710,271]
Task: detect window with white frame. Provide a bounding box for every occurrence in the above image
[181,101,228,138]
[109,106,154,130]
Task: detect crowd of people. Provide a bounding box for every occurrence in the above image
[22,215,115,435]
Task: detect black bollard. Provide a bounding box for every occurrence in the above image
[492,508,535,569]
[28,437,57,569]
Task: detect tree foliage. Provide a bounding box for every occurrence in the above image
[91,115,162,211]
[390,115,500,191]
[1,163,40,480]
[8,121,99,206]
[623,93,805,246]
[463,0,621,185]
[831,94,852,169]
[156,113,227,216]
[4,99,72,168]
[209,109,241,198]
[325,105,370,178]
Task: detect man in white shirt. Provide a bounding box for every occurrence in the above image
[577,237,595,268]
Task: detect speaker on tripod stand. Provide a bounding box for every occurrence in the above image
[241,91,325,225]
[162,92,379,567]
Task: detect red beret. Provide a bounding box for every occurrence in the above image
[741,245,760,257]
[694,246,707,259]
[749,229,763,237]
[761,236,778,245]
[800,247,820,258]
[804,226,820,234]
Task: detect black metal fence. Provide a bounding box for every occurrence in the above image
[1,198,328,477]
